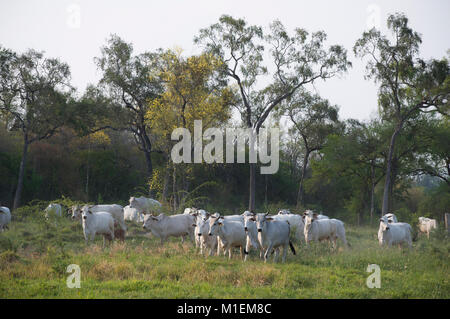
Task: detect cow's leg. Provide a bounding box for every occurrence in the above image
[240,246,244,260]
[273,247,280,263]
[282,244,288,263]
[264,244,273,263]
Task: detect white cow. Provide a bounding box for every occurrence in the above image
[81,209,115,246]
[129,196,162,215]
[44,203,63,219]
[142,213,195,244]
[0,206,11,232]
[192,209,211,248]
[124,205,144,223]
[77,204,126,241]
[378,217,412,248]
[303,211,347,248]
[278,209,291,215]
[250,213,296,263]
[418,217,437,239]
[304,209,328,220]
[243,214,271,261]
[208,216,247,259]
[194,216,217,256]
[382,213,398,223]
[272,213,304,242]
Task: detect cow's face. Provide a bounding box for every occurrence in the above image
[253,213,273,233]
[379,218,390,232]
[303,211,317,234]
[71,205,82,219]
[129,197,137,208]
[196,217,210,237]
[243,215,255,232]
[81,209,93,222]
[142,214,160,229]
[208,216,222,236]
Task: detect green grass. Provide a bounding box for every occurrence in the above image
[0,211,449,298]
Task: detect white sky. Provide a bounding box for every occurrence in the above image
[1,0,449,121]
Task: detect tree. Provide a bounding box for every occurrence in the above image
[278,90,342,207]
[354,13,449,214]
[0,47,73,209]
[311,119,386,223]
[95,35,163,183]
[146,49,233,208]
[195,15,351,210]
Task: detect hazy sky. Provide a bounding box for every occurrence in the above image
[1,0,449,121]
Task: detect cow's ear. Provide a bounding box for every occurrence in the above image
[250,217,256,221]
[192,224,196,227]
[266,217,273,221]
[379,218,384,222]
[388,220,393,224]
[206,212,210,217]
[218,222,223,226]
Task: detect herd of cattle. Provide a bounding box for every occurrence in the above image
[0,197,440,263]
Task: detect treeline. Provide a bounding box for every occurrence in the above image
[0,13,448,225]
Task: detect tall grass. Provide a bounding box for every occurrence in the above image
[0,204,448,298]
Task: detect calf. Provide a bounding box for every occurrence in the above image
[142,213,195,244]
[378,217,412,248]
[81,210,115,247]
[250,213,296,263]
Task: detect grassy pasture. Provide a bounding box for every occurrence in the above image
[0,206,449,298]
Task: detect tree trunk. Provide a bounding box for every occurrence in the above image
[382,127,401,215]
[248,163,256,212]
[264,174,268,208]
[162,161,171,202]
[296,150,310,208]
[370,163,375,223]
[172,163,177,212]
[13,135,29,210]
[85,137,91,201]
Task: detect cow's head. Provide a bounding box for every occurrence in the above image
[70,205,82,220]
[81,209,93,221]
[250,213,273,233]
[142,213,163,229]
[303,210,318,234]
[208,215,223,236]
[379,217,390,232]
[243,213,256,232]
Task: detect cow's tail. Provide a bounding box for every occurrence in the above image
[289,241,296,255]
